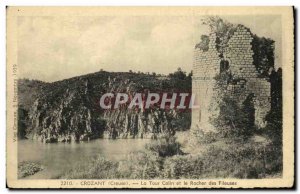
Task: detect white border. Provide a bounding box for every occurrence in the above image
[1,0,298,193]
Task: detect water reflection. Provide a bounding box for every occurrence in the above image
[18,139,150,179]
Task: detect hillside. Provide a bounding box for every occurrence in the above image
[18,70,191,142]
[18,79,48,110]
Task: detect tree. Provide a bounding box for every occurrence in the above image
[252,35,275,78]
[167,68,191,92]
[264,68,282,146]
[18,107,28,139]
[168,68,186,80]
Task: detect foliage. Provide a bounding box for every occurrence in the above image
[210,72,255,141]
[252,35,275,78]
[201,16,275,78]
[117,152,162,179]
[201,16,237,53]
[162,155,203,179]
[61,139,281,179]
[90,117,107,138]
[20,69,192,140]
[202,16,275,76]
[263,68,282,146]
[169,112,191,131]
[264,105,282,147]
[197,131,219,144]
[167,68,192,92]
[18,107,28,139]
[195,35,210,51]
[162,142,282,179]
[201,142,281,178]
[18,79,47,110]
[61,156,119,179]
[18,161,44,178]
[145,134,183,157]
[62,152,162,179]
[211,96,253,140]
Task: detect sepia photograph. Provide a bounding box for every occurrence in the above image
[6,6,294,189]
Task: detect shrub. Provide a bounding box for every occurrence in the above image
[162,155,203,179]
[201,16,237,53]
[61,140,281,179]
[252,35,275,78]
[195,35,210,51]
[199,142,282,178]
[162,142,281,179]
[62,156,118,179]
[209,72,256,141]
[18,161,44,178]
[195,131,218,144]
[211,96,255,141]
[62,152,162,179]
[18,107,28,139]
[145,134,183,157]
[117,151,162,179]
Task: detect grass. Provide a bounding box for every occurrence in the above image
[61,151,162,179]
[60,156,119,179]
[162,141,282,179]
[61,135,282,179]
[18,161,44,178]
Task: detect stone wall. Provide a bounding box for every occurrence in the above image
[192,33,220,131]
[192,25,271,131]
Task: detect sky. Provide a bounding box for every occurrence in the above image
[17,15,281,82]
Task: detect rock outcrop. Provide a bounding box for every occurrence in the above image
[18,71,191,142]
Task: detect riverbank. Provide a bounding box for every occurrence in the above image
[60,134,282,179]
[18,161,44,178]
[18,131,282,179]
[18,138,151,179]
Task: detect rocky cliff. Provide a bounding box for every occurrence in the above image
[18,71,191,142]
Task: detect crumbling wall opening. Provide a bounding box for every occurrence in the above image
[220,60,229,73]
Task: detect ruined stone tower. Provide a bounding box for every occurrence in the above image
[192,25,271,132]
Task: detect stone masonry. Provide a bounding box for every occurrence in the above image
[192,25,271,131]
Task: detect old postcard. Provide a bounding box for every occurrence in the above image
[6,7,294,189]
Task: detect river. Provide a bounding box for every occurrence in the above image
[18,139,151,179]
